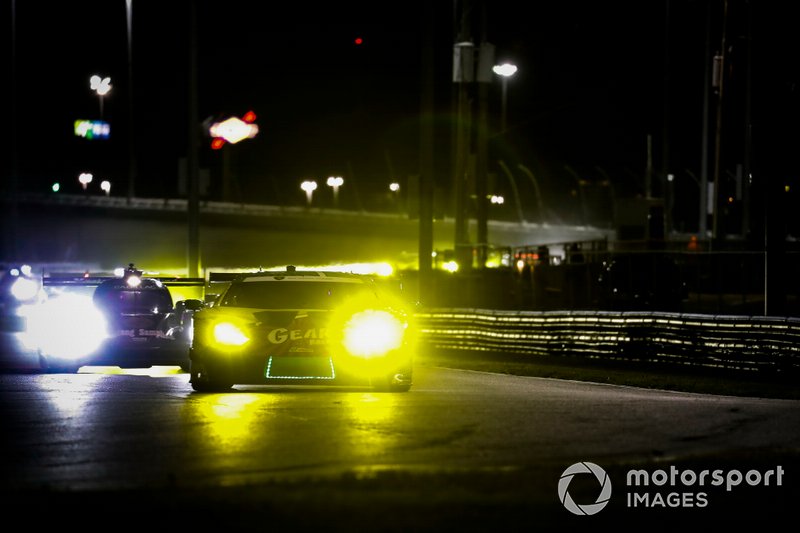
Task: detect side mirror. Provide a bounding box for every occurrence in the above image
[182,298,204,311]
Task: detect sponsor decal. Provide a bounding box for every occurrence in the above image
[267,327,328,345]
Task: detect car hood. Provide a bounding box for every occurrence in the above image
[198,306,330,325]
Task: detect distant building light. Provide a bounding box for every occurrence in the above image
[442,260,459,273]
[74,120,111,140]
[492,63,518,78]
[90,75,112,96]
[78,173,93,190]
[209,111,259,147]
[301,180,317,205]
[210,116,258,144]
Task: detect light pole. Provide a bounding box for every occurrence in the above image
[301,180,318,206]
[125,0,135,204]
[564,165,589,227]
[90,75,111,119]
[209,112,260,202]
[497,160,526,225]
[78,172,93,191]
[518,164,547,226]
[492,63,517,134]
[326,176,343,207]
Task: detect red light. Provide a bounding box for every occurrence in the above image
[211,138,225,150]
[354,37,363,45]
[242,110,256,123]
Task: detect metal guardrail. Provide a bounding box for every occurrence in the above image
[415,309,800,374]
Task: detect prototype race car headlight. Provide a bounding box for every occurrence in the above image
[21,293,108,359]
[342,310,406,358]
[213,322,250,346]
[11,276,39,302]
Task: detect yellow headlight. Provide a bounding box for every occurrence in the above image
[213,322,250,346]
[342,310,405,358]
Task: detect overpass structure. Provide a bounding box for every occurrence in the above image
[7,193,612,276]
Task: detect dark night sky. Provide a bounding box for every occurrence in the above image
[6,1,799,232]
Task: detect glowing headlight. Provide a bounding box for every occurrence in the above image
[443,260,459,273]
[22,293,108,359]
[213,322,250,346]
[11,277,39,301]
[342,310,405,358]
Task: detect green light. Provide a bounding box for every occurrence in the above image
[52,183,60,192]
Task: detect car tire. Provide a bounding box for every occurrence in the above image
[388,383,412,393]
[189,360,233,392]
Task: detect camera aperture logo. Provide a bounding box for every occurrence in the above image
[558,462,612,515]
[558,461,785,515]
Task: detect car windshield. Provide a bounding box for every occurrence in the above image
[219,280,379,310]
[94,289,173,313]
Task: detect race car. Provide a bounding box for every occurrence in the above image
[189,266,415,392]
[29,264,205,372]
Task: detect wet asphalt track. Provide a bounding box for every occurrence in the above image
[1,354,799,531]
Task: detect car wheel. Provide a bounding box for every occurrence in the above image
[189,360,233,392]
